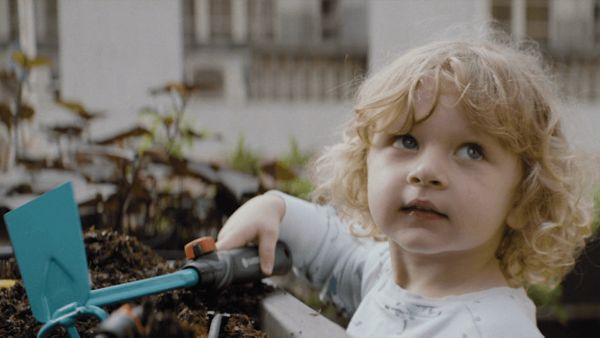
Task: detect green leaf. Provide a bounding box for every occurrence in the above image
[592,191,600,234]
[139,106,160,117]
[229,135,261,175]
[527,284,567,323]
[279,178,314,200]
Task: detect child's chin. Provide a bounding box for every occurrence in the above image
[387,230,448,253]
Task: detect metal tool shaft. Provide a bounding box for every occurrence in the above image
[88,269,199,307]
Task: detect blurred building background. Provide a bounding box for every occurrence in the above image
[0,0,599,161]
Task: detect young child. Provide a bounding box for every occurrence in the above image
[216,35,592,337]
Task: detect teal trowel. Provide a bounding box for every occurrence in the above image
[4,182,292,337]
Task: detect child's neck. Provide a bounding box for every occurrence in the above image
[389,241,509,298]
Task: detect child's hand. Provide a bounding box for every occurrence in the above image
[216,193,286,275]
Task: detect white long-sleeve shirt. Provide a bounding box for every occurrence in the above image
[269,191,544,338]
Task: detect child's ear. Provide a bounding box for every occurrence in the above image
[506,207,524,230]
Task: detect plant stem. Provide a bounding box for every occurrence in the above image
[14,78,23,160]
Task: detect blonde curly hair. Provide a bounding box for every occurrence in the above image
[310,35,592,288]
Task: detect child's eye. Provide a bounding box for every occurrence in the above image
[392,134,418,150]
[457,143,484,160]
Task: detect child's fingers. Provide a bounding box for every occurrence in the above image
[216,227,254,251]
[215,226,235,247]
[216,223,278,275]
[258,229,278,275]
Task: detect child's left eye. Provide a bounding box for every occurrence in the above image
[392,134,418,150]
[457,143,484,160]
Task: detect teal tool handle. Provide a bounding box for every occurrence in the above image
[87,240,292,306]
[88,269,199,307]
[38,303,108,338]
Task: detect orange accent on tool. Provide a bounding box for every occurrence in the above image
[184,236,217,260]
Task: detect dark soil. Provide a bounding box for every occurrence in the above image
[0,228,271,337]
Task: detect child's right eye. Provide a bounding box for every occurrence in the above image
[392,134,418,150]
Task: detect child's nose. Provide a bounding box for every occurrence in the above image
[406,152,448,189]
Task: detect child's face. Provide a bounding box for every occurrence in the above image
[366,92,523,257]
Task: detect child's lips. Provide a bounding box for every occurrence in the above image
[403,208,448,220]
[400,199,448,219]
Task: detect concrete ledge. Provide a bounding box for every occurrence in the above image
[260,290,348,338]
[0,244,12,259]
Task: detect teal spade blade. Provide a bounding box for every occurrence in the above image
[4,182,91,323]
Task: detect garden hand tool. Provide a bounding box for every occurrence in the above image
[94,304,146,338]
[4,182,292,338]
[95,305,229,338]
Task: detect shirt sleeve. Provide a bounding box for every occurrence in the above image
[267,190,385,315]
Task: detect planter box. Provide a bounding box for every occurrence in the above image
[260,290,347,337]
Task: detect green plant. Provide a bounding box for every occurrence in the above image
[229,135,261,175]
[1,51,48,167]
[277,137,314,199]
[592,191,600,234]
[279,176,314,200]
[138,82,210,158]
[227,136,315,198]
[527,284,567,323]
[281,137,311,169]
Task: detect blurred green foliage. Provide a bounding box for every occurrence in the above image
[279,177,314,200]
[281,137,311,169]
[229,135,261,175]
[228,135,314,199]
[278,137,314,199]
[139,107,209,159]
[528,284,567,323]
[592,191,600,234]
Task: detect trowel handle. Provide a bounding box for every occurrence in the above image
[183,239,292,289]
[221,241,293,282]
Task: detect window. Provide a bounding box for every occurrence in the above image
[248,0,274,42]
[194,68,224,97]
[595,0,600,45]
[321,0,339,40]
[8,0,18,42]
[526,0,549,46]
[491,0,512,34]
[182,0,195,45]
[209,0,232,41]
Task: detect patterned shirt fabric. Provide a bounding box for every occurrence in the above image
[268,191,544,338]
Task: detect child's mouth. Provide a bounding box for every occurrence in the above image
[400,206,448,219]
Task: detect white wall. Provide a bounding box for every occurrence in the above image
[0,0,9,43]
[338,0,368,49]
[549,0,594,54]
[58,0,182,126]
[89,98,354,161]
[368,0,490,70]
[276,0,320,43]
[563,100,600,154]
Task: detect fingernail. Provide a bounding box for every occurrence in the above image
[262,264,273,275]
